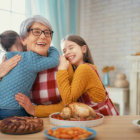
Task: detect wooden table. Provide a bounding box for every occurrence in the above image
[0,115,140,140]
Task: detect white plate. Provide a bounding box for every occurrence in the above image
[132,119,140,128]
[49,112,104,127]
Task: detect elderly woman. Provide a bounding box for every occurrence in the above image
[15,34,119,117]
[0,15,61,119]
[0,15,73,118]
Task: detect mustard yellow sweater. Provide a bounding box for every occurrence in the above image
[34,63,106,117]
[56,64,106,105]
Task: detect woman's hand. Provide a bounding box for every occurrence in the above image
[0,55,21,78]
[15,93,35,116]
[58,55,69,70]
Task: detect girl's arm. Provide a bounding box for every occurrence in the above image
[15,93,35,116]
[0,55,21,79]
[15,92,64,117]
[30,46,59,72]
[56,64,106,105]
[57,55,74,83]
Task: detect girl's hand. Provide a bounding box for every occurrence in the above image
[0,55,21,78]
[58,55,69,70]
[15,93,35,116]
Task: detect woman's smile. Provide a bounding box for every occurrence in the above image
[36,42,47,47]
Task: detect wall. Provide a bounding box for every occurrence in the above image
[79,0,140,85]
[0,45,5,63]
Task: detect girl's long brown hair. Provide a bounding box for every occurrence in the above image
[62,35,94,64]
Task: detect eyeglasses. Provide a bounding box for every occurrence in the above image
[28,28,54,37]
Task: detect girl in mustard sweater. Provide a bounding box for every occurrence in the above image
[56,35,119,116]
[15,35,118,117]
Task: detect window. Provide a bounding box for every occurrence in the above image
[0,0,26,33]
[0,0,26,62]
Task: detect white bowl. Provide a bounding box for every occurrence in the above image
[49,112,104,127]
[132,119,140,128]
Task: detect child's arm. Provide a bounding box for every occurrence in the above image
[15,92,64,117]
[0,55,21,79]
[30,46,59,72]
[56,64,106,105]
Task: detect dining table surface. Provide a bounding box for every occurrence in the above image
[0,115,140,140]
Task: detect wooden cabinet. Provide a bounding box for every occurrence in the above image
[0,48,5,63]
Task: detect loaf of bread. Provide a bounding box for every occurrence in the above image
[0,116,43,134]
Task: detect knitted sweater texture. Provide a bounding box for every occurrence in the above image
[0,46,59,109]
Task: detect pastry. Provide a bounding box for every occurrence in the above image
[0,116,43,134]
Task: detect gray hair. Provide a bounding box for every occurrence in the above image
[20,15,53,39]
